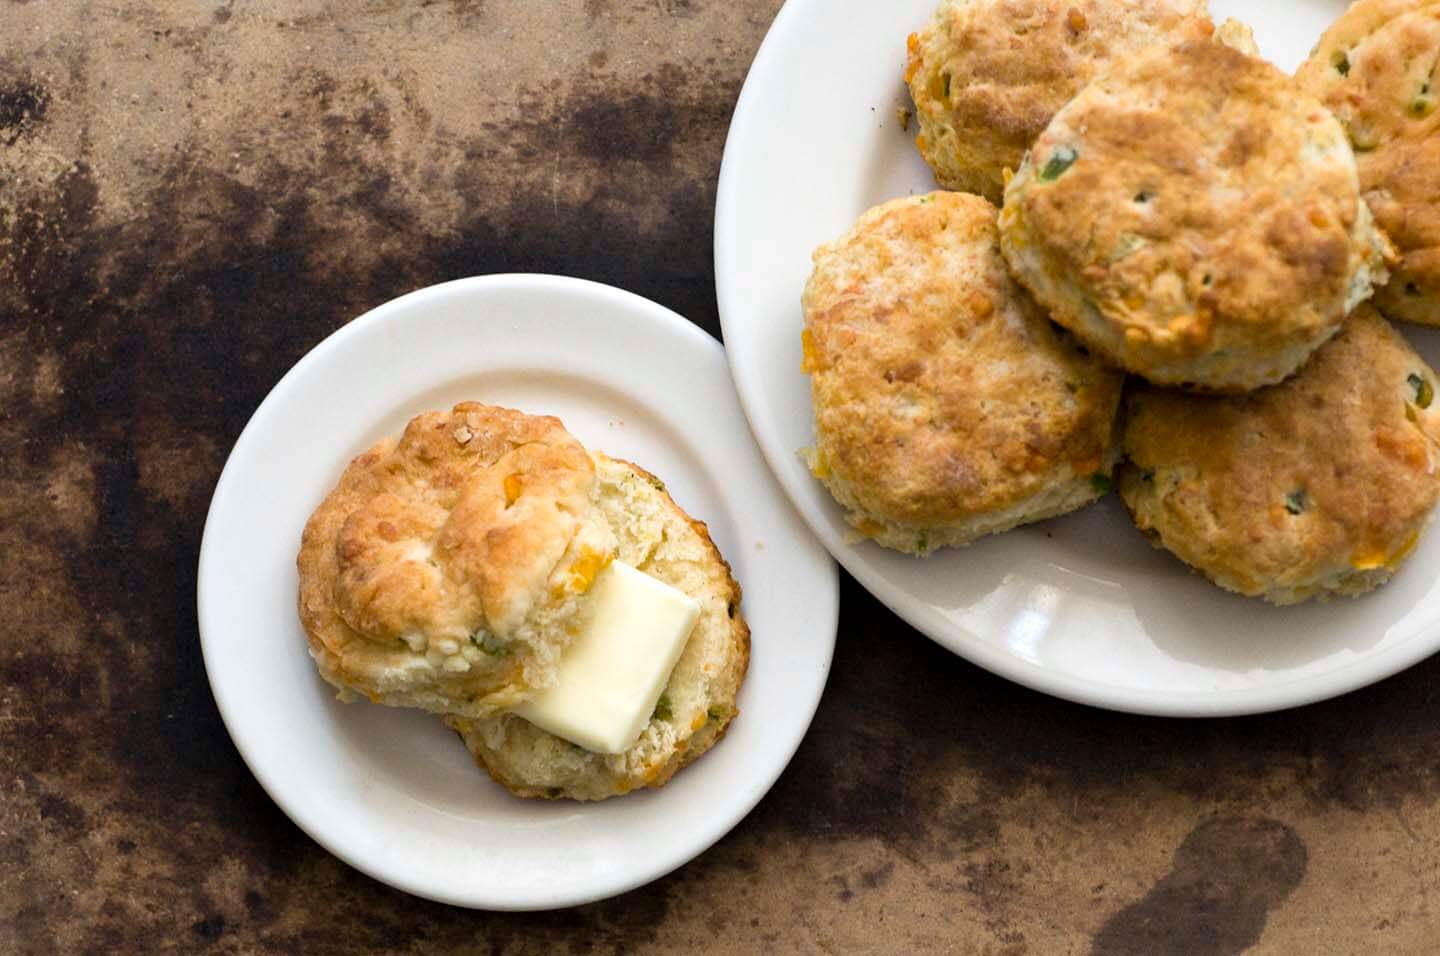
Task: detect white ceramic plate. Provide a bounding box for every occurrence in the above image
[716,0,1440,716]
[196,275,837,909]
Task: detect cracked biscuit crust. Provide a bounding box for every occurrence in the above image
[297,403,617,718]
[1119,306,1440,604]
[1001,40,1392,391]
[1297,0,1440,326]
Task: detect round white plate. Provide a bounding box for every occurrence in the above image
[715,0,1440,716]
[196,274,837,909]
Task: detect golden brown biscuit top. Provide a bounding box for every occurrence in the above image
[1124,307,1440,589]
[1297,0,1440,318]
[1006,40,1364,352]
[906,0,1213,179]
[317,403,615,649]
[802,191,1121,526]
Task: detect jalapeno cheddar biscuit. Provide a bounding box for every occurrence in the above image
[801,191,1123,555]
[904,0,1218,203]
[1000,40,1393,391]
[446,454,749,801]
[298,404,620,717]
[1297,0,1440,326]
[292,400,748,754]
[1119,306,1440,605]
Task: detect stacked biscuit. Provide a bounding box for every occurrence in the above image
[803,0,1440,604]
[297,403,749,799]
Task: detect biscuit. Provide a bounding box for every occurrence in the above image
[1000,40,1393,391]
[801,191,1123,555]
[297,403,619,718]
[1297,0,1440,326]
[905,0,1218,203]
[1119,305,1440,604]
[446,455,750,801]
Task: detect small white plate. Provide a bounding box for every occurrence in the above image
[715,0,1440,716]
[196,274,837,909]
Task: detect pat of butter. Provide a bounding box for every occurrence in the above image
[512,561,699,755]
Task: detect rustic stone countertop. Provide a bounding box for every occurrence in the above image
[2,2,1438,953]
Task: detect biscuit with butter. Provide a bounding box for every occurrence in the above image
[446,455,750,801]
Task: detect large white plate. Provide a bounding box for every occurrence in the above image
[196,275,837,909]
[715,0,1440,716]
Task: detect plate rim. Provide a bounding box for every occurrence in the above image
[196,272,839,909]
[713,0,1439,718]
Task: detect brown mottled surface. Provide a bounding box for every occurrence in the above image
[1,2,1438,953]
